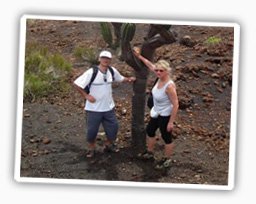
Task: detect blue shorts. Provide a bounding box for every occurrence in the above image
[86,109,118,143]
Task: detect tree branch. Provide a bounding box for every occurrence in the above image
[145,24,171,40]
[154,25,176,43]
[121,42,143,72]
[121,24,177,77]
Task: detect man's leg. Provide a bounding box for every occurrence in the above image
[102,109,119,152]
[86,111,103,157]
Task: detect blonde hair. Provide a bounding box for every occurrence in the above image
[155,59,171,73]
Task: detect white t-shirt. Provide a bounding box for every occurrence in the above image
[74,66,124,112]
[150,80,174,117]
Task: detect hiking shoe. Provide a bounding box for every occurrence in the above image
[104,143,119,153]
[86,149,95,158]
[155,158,172,170]
[137,150,154,160]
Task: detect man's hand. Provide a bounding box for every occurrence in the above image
[128,77,136,83]
[85,94,96,103]
[123,77,136,83]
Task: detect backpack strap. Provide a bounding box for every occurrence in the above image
[84,65,115,94]
[83,65,98,94]
[152,78,158,89]
[147,78,158,109]
[108,66,115,81]
[148,78,158,96]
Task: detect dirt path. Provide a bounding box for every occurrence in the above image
[21,96,229,185]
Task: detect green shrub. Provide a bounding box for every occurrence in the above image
[24,42,72,101]
[205,36,222,45]
[24,74,49,98]
[74,46,99,65]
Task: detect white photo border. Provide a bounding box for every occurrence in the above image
[14,14,240,191]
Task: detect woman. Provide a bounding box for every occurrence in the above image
[134,50,179,169]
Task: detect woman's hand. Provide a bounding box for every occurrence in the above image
[132,47,156,72]
[167,121,174,132]
[133,47,141,58]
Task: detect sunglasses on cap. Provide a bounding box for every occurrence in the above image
[100,56,111,60]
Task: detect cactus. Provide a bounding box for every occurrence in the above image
[100,22,113,48]
[121,23,136,44]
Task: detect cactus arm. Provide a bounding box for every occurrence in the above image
[100,22,113,48]
[111,22,123,48]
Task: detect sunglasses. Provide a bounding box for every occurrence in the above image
[103,74,107,82]
[154,69,164,73]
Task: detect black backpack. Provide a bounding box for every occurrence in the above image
[147,78,158,109]
[83,65,115,94]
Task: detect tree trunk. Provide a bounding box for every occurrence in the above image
[121,43,152,154]
[120,24,176,154]
[130,44,154,154]
[131,72,148,153]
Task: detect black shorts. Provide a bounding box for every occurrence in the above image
[146,115,173,144]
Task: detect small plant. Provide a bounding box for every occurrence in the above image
[74,47,99,65]
[100,22,114,48]
[24,42,72,101]
[99,22,124,50]
[205,36,222,45]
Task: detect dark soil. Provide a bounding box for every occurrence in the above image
[20,19,233,186]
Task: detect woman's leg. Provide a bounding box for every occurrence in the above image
[164,143,174,158]
[146,117,159,152]
[137,117,159,159]
[159,116,174,158]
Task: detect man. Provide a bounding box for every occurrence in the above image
[74,50,135,158]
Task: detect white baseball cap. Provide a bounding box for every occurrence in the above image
[99,50,112,59]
